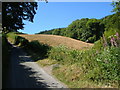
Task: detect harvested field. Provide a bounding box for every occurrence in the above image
[19,34,94,50]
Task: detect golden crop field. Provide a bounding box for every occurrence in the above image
[19,34,94,50]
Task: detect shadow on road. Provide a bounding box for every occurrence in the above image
[4,46,51,88]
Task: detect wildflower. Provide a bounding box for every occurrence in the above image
[110,37,114,46]
[116,32,120,40]
[103,34,108,47]
[111,37,118,47]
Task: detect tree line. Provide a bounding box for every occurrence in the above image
[2,1,120,40]
[38,12,120,43]
[38,1,120,43]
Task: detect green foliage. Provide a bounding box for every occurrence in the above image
[48,45,70,63]
[38,30,54,34]
[24,40,50,61]
[112,0,120,13]
[93,39,103,50]
[104,29,116,39]
[38,18,105,43]
[38,28,66,36]
[38,11,120,46]
[18,37,29,47]
[2,2,38,32]
[48,45,119,87]
[7,32,51,60]
[7,32,29,46]
[7,32,21,45]
[87,35,96,43]
[27,40,50,57]
[101,13,120,31]
[52,29,61,35]
[48,45,87,64]
[95,47,120,84]
[7,32,18,42]
[48,45,96,65]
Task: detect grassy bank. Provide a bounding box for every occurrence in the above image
[47,46,120,88]
[7,32,120,88]
[7,32,50,61]
[36,43,119,88]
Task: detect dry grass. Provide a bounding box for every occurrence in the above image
[36,59,57,67]
[19,34,94,50]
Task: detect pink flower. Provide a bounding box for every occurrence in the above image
[110,37,114,46]
[116,32,119,37]
[116,32,120,40]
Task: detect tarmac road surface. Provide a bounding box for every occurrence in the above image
[6,45,67,88]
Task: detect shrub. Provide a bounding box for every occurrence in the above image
[7,32,50,60]
[7,32,29,46]
[48,45,97,64]
[7,32,18,44]
[93,38,103,50]
[87,35,96,43]
[18,37,29,47]
[48,45,70,63]
[95,47,120,84]
[48,45,119,87]
[27,40,50,59]
[77,47,119,86]
[48,45,82,64]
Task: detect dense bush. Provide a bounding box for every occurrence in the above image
[48,45,71,63]
[87,35,96,43]
[95,47,120,84]
[27,40,50,58]
[18,37,29,47]
[7,32,29,46]
[80,47,120,86]
[7,32,51,60]
[48,45,120,86]
[48,45,86,64]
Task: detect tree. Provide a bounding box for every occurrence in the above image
[112,0,120,13]
[2,2,38,33]
[112,0,120,31]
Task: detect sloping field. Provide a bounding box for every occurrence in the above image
[19,34,94,50]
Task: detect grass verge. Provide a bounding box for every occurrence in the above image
[36,59,57,67]
[47,45,119,88]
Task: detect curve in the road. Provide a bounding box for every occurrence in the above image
[6,45,67,88]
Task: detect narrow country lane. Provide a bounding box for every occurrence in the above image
[6,45,67,88]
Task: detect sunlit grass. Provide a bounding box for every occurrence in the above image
[36,59,57,67]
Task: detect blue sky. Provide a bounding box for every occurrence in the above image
[19,2,114,34]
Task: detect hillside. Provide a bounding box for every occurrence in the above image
[19,34,93,50]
